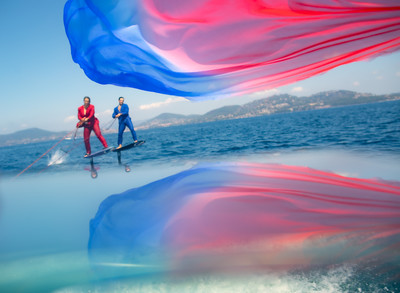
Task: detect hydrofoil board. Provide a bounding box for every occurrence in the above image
[112,140,145,152]
[84,146,115,158]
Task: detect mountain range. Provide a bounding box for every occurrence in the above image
[136,90,400,130]
[1,90,399,146]
[0,128,69,147]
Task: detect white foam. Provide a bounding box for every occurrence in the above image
[48,149,68,166]
[55,264,356,293]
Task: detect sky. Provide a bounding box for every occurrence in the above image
[0,0,399,135]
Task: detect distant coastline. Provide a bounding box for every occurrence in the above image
[136,90,400,130]
[1,90,399,147]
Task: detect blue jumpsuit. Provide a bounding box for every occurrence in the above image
[112,104,138,145]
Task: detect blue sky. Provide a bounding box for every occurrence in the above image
[0,0,399,135]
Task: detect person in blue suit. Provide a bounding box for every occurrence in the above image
[112,97,138,149]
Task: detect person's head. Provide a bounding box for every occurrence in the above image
[119,97,124,105]
[91,170,98,179]
[83,96,91,107]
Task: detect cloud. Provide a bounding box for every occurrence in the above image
[96,109,113,119]
[251,88,279,97]
[396,72,400,77]
[371,71,384,80]
[102,109,113,115]
[291,87,303,93]
[353,81,360,86]
[20,123,28,128]
[139,97,186,110]
[64,115,75,123]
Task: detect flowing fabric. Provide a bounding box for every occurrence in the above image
[89,163,400,273]
[63,0,400,99]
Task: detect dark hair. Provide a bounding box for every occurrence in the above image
[119,97,124,100]
[83,96,91,102]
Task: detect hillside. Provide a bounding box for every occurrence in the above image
[136,90,400,130]
[2,90,399,146]
[0,128,67,147]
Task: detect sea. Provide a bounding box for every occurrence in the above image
[0,100,399,292]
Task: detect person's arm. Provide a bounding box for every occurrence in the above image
[112,107,117,119]
[77,107,85,127]
[86,105,95,120]
[78,107,83,120]
[120,104,129,116]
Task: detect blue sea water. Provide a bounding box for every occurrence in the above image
[1,100,399,178]
[0,101,399,292]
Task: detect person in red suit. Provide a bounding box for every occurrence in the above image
[77,96,108,157]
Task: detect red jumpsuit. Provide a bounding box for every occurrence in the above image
[77,104,108,154]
